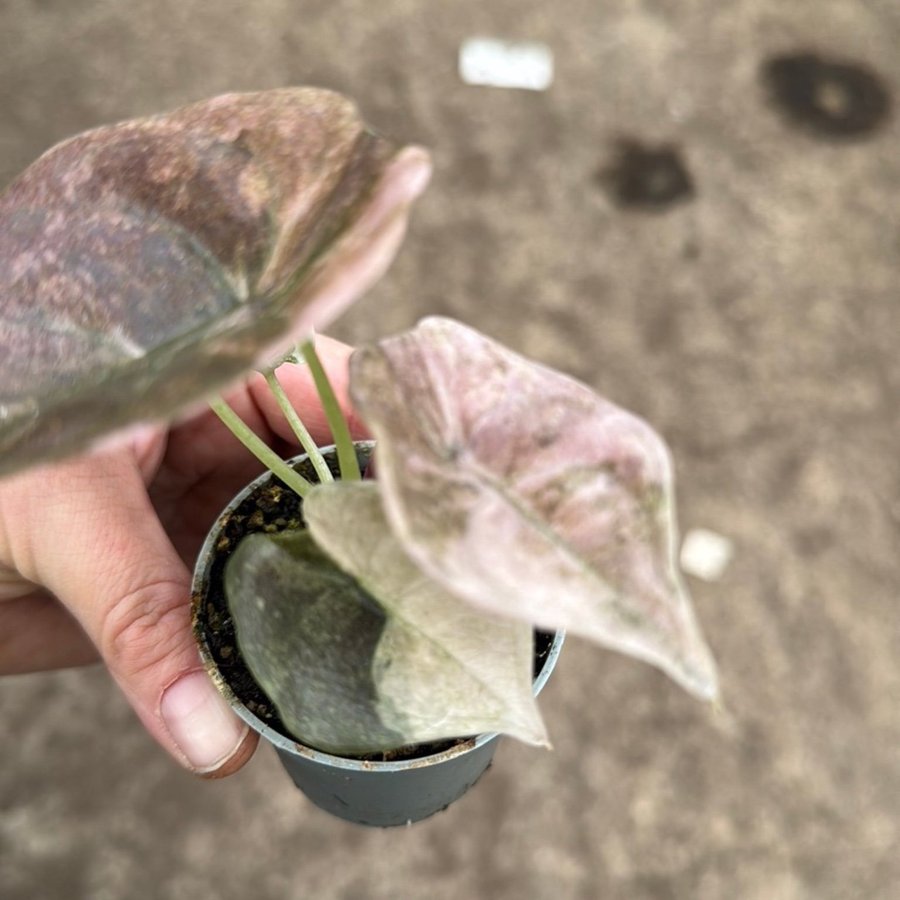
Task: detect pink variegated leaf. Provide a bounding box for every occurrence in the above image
[0,88,430,476]
[350,317,719,700]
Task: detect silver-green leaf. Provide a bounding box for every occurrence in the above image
[349,317,720,701]
[225,529,403,755]
[226,483,547,754]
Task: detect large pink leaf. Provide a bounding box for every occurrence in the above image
[350,317,719,700]
[0,88,430,476]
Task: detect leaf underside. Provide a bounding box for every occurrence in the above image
[225,485,546,756]
[349,317,720,701]
[0,88,429,477]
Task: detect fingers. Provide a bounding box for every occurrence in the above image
[0,453,257,776]
[245,333,370,446]
[0,591,99,673]
[160,334,366,481]
[0,332,362,778]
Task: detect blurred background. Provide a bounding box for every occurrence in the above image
[1,1,898,898]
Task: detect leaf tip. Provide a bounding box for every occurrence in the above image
[669,640,721,704]
[503,705,551,749]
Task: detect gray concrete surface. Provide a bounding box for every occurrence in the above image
[1,1,898,898]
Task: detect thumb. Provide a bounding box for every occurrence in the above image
[1,452,256,776]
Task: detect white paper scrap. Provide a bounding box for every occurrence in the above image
[680,529,735,582]
[459,38,554,91]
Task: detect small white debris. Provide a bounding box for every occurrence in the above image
[680,529,734,582]
[459,38,554,91]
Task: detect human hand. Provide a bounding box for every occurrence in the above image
[0,335,365,776]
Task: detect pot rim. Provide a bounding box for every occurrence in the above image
[191,441,565,772]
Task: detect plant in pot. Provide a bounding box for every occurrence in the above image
[0,88,719,827]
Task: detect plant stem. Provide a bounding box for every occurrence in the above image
[300,339,361,481]
[209,397,313,498]
[263,368,334,485]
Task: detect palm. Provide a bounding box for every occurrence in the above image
[0,338,359,675]
[149,400,298,568]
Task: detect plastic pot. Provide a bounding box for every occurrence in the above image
[191,443,564,827]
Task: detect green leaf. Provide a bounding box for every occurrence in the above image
[225,484,546,755]
[304,481,547,747]
[0,88,430,477]
[225,529,403,755]
[349,317,720,701]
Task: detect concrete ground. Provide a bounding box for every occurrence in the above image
[1,1,898,898]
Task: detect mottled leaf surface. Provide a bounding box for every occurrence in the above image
[226,484,545,754]
[0,88,430,476]
[304,481,547,747]
[350,317,720,700]
[225,530,403,755]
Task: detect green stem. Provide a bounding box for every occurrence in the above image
[209,397,313,498]
[300,339,361,481]
[263,369,334,485]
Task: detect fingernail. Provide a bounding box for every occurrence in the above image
[396,146,433,201]
[160,671,249,774]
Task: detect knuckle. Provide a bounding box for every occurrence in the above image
[98,578,193,680]
[0,563,40,601]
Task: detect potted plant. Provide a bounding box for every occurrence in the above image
[0,88,719,827]
[191,436,565,827]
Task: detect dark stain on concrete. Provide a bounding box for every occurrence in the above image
[762,51,892,139]
[599,140,695,212]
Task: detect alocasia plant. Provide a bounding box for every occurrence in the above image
[0,88,718,759]
[222,319,719,754]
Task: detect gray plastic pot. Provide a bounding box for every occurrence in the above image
[191,443,564,827]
